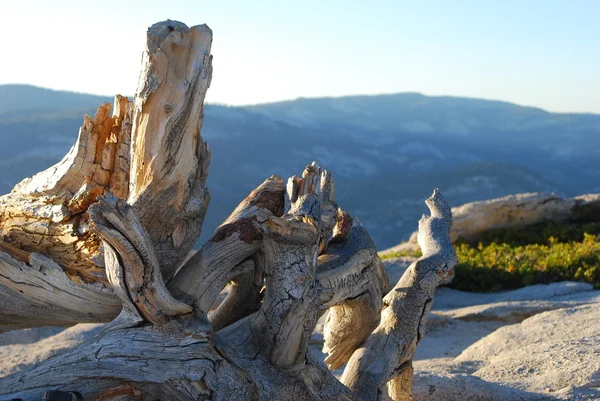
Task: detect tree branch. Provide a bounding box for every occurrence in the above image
[341,189,457,401]
[251,163,336,369]
[0,244,120,332]
[208,260,264,331]
[89,194,193,325]
[168,175,284,314]
[0,320,256,400]
[318,212,389,370]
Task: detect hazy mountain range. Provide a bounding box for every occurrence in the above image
[1,84,599,249]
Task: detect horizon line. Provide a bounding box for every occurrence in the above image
[1,82,598,117]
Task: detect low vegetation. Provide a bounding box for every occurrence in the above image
[381,221,600,291]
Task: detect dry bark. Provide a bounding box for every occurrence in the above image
[0,19,458,401]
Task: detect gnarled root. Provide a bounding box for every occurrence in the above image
[0,17,458,401]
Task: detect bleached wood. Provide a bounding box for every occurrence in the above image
[127,20,213,281]
[0,247,120,331]
[251,163,337,368]
[0,20,213,332]
[341,189,458,401]
[386,363,414,401]
[169,175,284,314]
[323,284,382,370]
[89,194,193,324]
[318,214,388,370]
[318,213,389,306]
[208,260,263,331]
[1,319,361,401]
[0,18,458,401]
[0,96,131,282]
[0,97,130,331]
[0,320,255,400]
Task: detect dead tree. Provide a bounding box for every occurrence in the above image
[0,20,457,401]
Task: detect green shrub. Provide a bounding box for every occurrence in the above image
[452,234,600,291]
[380,221,600,292]
[380,249,423,259]
[458,221,600,247]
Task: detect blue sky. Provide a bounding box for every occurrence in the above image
[1,0,598,112]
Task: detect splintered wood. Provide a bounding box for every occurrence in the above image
[0,19,458,401]
[0,96,131,282]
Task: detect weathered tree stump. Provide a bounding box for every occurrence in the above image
[0,20,457,401]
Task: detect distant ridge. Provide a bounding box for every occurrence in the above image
[244,92,598,118]
[246,92,548,113]
[0,84,111,113]
[1,84,599,248]
[2,84,597,117]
